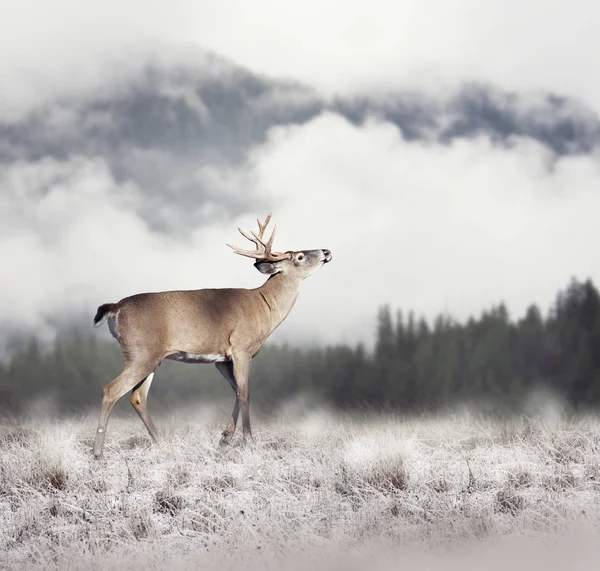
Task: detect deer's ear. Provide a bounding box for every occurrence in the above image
[254,261,280,275]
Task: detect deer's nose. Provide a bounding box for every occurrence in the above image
[322,249,332,262]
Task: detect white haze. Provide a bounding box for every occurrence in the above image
[2,112,600,348]
[2,0,600,111]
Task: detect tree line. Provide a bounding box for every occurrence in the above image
[1,277,600,415]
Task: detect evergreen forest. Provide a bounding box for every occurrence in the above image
[1,277,600,416]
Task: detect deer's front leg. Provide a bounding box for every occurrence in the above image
[232,352,253,443]
[215,361,240,445]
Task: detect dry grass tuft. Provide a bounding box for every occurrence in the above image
[507,468,533,488]
[495,488,526,515]
[364,456,408,491]
[0,426,35,446]
[26,461,68,492]
[430,477,450,493]
[154,490,186,516]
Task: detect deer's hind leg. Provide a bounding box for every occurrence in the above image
[130,371,161,445]
[93,359,159,459]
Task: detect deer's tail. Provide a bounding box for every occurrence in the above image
[93,303,118,327]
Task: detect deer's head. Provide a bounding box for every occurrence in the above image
[227,213,332,280]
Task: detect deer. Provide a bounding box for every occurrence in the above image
[91,213,332,458]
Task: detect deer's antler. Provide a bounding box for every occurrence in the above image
[227,213,291,261]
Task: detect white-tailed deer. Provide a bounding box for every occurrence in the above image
[92,214,331,458]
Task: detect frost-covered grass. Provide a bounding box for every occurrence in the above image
[2,404,600,570]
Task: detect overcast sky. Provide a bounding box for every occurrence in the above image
[2,0,600,350]
[3,0,600,106]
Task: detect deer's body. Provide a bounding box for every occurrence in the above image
[96,275,303,364]
[92,214,330,458]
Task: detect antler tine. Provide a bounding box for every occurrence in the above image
[265,224,277,253]
[250,230,265,245]
[227,213,291,261]
[244,212,273,248]
[226,243,264,258]
[256,213,272,241]
[251,224,276,254]
[238,226,261,245]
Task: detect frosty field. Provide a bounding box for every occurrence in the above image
[1,404,600,570]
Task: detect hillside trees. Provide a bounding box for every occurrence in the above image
[1,277,600,414]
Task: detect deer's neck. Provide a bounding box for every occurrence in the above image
[258,273,303,331]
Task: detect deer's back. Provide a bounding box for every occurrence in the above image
[111,288,263,359]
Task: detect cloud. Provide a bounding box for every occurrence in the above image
[4,57,599,245]
[2,109,600,352]
[245,112,600,346]
[0,155,264,350]
[0,61,313,236]
[172,0,600,109]
[3,0,600,114]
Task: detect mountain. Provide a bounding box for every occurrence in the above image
[2,51,599,236]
